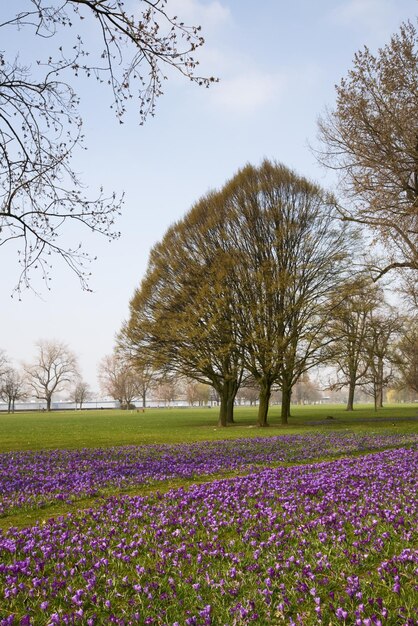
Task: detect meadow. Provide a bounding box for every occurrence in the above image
[0,404,417,452]
[0,405,417,625]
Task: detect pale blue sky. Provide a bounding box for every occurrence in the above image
[1,0,416,393]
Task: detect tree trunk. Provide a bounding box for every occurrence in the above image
[226,393,234,423]
[377,358,384,408]
[218,395,227,427]
[226,379,238,423]
[257,382,271,427]
[218,379,238,426]
[46,396,52,411]
[281,383,292,425]
[378,385,383,408]
[346,380,355,411]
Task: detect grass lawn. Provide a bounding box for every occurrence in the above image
[0,403,417,452]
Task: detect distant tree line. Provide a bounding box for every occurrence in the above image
[0,314,416,414]
[0,340,90,412]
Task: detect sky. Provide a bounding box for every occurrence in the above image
[1,0,417,395]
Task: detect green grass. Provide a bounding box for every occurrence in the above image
[0,403,416,452]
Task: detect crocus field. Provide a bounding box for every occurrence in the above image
[0,432,417,517]
[0,433,417,624]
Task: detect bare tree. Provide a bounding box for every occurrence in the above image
[317,19,418,279]
[98,352,141,408]
[325,278,383,410]
[99,354,124,405]
[0,368,27,413]
[119,352,157,409]
[71,379,91,409]
[396,318,418,394]
[156,376,178,407]
[293,373,321,405]
[184,378,210,406]
[0,350,10,380]
[23,340,79,410]
[236,382,259,406]
[1,1,215,293]
[362,308,402,410]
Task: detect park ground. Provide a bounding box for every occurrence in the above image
[0,404,417,625]
[0,403,417,529]
[0,403,417,452]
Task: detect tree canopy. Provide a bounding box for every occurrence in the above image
[120,160,359,426]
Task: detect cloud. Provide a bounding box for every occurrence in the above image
[329,0,401,35]
[163,1,283,118]
[208,70,285,117]
[166,0,231,30]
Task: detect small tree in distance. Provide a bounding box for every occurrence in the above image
[184,379,210,407]
[0,367,27,413]
[325,277,383,410]
[23,340,79,411]
[361,308,402,410]
[72,380,92,410]
[98,353,144,408]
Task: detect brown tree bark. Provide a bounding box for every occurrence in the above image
[257,383,272,427]
[346,381,355,411]
[281,382,292,424]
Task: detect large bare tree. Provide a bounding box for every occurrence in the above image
[317,19,418,279]
[23,339,79,410]
[1,1,214,293]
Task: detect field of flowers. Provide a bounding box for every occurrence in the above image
[1,432,417,517]
[0,446,417,625]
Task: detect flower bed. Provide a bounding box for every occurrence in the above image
[0,432,417,517]
[0,447,417,624]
